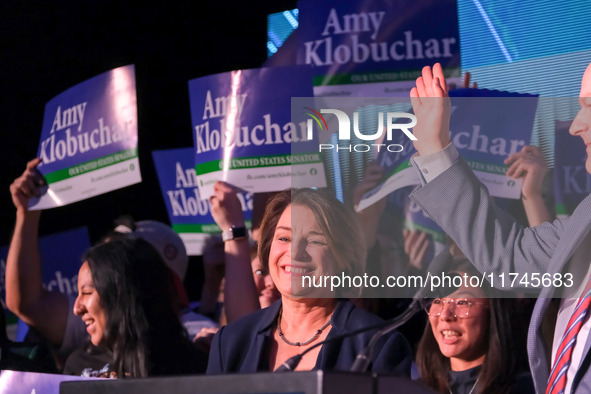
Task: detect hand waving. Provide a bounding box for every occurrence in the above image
[409,64,452,156]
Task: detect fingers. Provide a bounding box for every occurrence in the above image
[416,76,427,98]
[506,162,525,179]
[193,326,219,353]
[432,77,445,98]
[521,145,542,157]
[413,64,447,98]
[213,180,231,193]
[505,146,543,163]
[193,326,219,341]
[414,237,430,268]
[404,229,429,270]
[410,88,422,108]
[24,158,46,186]
[462,72,471,89]
[26,157,43,171]
[209,180,244,229]
[403,229,426,256]
[504,152,520,165]
[212,181,239,200]
[11,159,46,202]
[421,66,434,93]
[505,146,546,171]
[432,63,448,96]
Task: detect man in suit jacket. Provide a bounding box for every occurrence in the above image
[407,63,591,394]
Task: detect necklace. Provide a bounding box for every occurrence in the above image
[449,376,480,394]
[276,309,332,347]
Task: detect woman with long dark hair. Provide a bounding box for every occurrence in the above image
[416,260,533,394]
[73,237,206,378]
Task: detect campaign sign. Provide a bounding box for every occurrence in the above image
[296,0,461,97]
[0,227,89,304]
[356,90,537,211]
[0,370,100,394]
[554,120,589,217]
[448,91,538,199]
[385,187,446,271]
[190,66,326,199]
[152,148,253,255]
[354,104,419,211]
[30,65,140,210]
[1,227,89,337]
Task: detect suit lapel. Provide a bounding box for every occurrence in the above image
[532,195,591,393]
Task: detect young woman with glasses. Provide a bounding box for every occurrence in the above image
[416,259,534,394]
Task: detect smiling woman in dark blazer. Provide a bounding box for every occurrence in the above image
[206,188,412,375]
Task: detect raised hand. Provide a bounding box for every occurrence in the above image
[209,181,245,231]
[193,326,219,353]
[10,158,46,214]
[505,145,547,200]
[409,63,451,156]
[505,145,552,226]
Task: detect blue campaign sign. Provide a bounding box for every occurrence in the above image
[152,148,253,255]
[296,0,460,76]
[189,66,326,198]
[31,65,141,210]
[355,105,420,211]
[0,227,90,309]
[554,120,589,216]
[448,89,538,199]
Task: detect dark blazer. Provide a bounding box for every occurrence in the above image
[206,299,412,375]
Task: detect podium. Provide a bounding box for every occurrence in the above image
[60,371,437,393]
[60,371,373,394]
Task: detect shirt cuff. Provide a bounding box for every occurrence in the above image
[410,143,459,184]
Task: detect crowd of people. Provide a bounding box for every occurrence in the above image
[1,60,590,394]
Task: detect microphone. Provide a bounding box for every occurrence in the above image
[350,251,461,373]
[276,251,460,373]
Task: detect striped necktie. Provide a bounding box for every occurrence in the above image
[546,278,591,394]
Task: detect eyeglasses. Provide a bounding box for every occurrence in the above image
[425,298,488,319]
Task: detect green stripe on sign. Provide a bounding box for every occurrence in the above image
[313,68,461,86]
[173,224,221,234]
[555,203,569,216]
[173,220,252,234]
[195,153,322,175]
[386,160,413,178]
[465,160,508,175]
[44,148,138,184]
[403,221,446,244]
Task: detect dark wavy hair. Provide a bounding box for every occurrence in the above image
[257,188,366,297]
[416,260,522,394]
[84,237,201,377]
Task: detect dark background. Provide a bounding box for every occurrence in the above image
[0,1,297,247]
